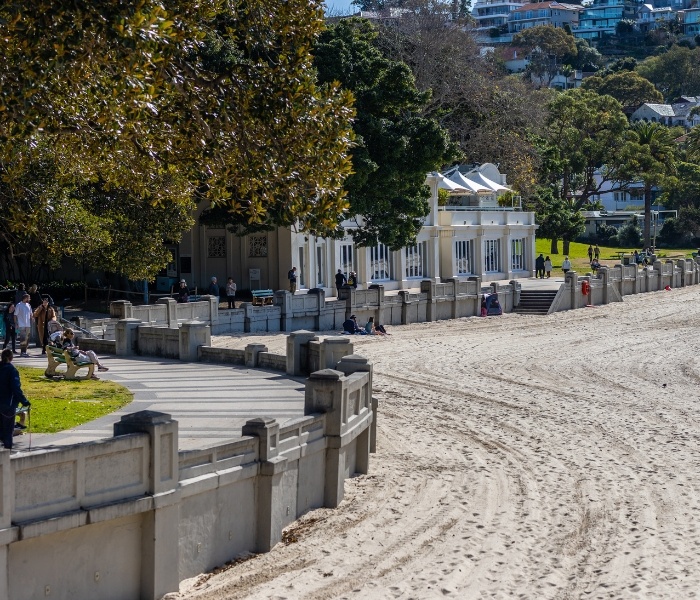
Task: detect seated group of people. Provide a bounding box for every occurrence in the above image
[342,315,388,336]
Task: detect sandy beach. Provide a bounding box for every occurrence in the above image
[171,285,700,599]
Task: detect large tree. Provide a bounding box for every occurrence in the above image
[628,122,678,247]
[637,45,700,100]
[312,18,457,249]
[581,71,663,111]
[545,89,636,209]
[0,146,195,282]
[530,187,585,255]
[0,0,355,250]
[375,6,550,196]
[513,25,577,87]
[542,89,638,253]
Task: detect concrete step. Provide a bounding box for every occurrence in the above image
[513,290,558,315]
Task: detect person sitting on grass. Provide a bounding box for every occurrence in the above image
[591,258,601,273]
[62,328,109,378]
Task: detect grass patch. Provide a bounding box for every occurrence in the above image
[17,367,133,433]
[535,240,695,272]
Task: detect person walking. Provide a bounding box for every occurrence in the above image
[535,254,545,279]
[594,245,600,260]
[587,245,593,263]
[288,267,298,294]
[28,284,42,349]
[33,298,56,355]
[544,256,553,278]
[225,277,237,309]
[2,303,17,353]
[0,348,30,450]
[15,294,32,357]
[562,256,572,274]
[334,269,347,295]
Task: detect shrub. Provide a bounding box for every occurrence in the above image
[617,217,643,247]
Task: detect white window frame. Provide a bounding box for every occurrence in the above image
[370,244,392,281]
[405,242,426,278]
[455,240,474,275]
[316,243,325,287]
[338,243,354,279]
[484,240,501,273]
[511,238,525,271]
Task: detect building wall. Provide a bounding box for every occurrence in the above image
[168,166,537,295]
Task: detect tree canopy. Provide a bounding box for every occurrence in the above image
[313,18,457,249]
[0,0,355,252]
[627,122,678,246]
[581,71,663,110]
[545,89,636,209]
[637,45,700,100]
[375,7,550,196]
[513,25,577,86]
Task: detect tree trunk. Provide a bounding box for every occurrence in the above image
[563,239,570,255]
[644,182,652,249]
[550,238,559,254]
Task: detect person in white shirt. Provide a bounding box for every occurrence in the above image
[14,294,33,357]
[562,256,572,274]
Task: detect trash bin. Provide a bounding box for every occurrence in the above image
[622,256,631,266]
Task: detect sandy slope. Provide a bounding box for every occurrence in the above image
[171,286,700,599]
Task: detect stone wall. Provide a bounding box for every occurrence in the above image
[0,360,375,600]
[100,259,700,343]
[551,259,700,313]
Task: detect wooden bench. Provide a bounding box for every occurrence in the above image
[45,346,95,380]
[252,289,274,306]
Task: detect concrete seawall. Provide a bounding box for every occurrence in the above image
[1,355,375,600]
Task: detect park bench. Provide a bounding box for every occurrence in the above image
[45,346,95,380]
[252,289,274,306]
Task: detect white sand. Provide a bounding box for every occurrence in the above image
[173,286,700,599]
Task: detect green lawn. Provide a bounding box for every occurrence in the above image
[17,367,133,433]
[535,239,695,273]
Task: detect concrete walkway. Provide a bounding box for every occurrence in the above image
[16,275,564,453]
[13,352,306,452]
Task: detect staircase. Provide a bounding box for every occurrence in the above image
[513,290,558,315]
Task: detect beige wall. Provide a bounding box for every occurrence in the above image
[0,362,375,600]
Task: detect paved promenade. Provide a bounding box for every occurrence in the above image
[14,354,306,452]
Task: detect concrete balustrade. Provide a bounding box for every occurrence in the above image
[0,365,375,600]
[97,259,700,350]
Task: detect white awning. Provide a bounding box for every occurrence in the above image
[447,170,492,194]
[466,171,511,192]
[437,174,469,193]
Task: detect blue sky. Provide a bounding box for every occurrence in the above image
[323,0,357,15]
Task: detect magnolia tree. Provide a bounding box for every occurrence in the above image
[0,0,355,279]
